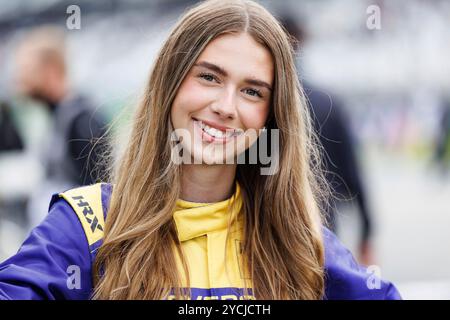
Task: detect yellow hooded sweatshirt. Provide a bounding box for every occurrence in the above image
[171,182,254,300]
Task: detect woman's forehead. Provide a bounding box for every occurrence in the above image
[195,32,274,85]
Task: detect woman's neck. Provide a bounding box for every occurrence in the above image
[180,164,237,203]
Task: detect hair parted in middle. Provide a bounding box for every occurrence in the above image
[93,0,329,300]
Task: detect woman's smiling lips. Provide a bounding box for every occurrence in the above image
[192,117,243,143]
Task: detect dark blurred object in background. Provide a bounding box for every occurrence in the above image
[304,84,374,265]
[280,14,374,266]
[434,98,450,172]
[0,101,23,152]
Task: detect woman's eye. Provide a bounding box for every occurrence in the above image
[244,88,263,98]
[199,73,218,83]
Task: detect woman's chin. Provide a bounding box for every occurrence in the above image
[186,151,231,165]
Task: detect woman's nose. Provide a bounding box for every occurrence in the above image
[210,88,238,119]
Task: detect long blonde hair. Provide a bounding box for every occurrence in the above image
[93,0,327,300]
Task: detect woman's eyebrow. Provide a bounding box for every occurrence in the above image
[194,60,272,91]
[244,78,272,91]
[194,61,228,76]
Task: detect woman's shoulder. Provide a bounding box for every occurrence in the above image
[48,182,113,250]
[0,183,113,300]
[322,227,402,300]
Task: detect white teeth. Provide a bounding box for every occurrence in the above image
[214,128,223,137]
[196,120,239,139]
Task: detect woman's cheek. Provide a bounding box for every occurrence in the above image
[176,79,213,114]
[237,103,270,130]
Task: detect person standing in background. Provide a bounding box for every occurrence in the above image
[281,16,374,266]
[14,26,107,226]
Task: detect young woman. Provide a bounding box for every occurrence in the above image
[0,0,401,300]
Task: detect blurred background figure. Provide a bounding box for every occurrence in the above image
[281,16,374,266]
[0,101,23,152]
[434,98,450,174]
[15,26,106,188]
[14,26,107,227]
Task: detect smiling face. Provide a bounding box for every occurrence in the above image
[170,32,274,164]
